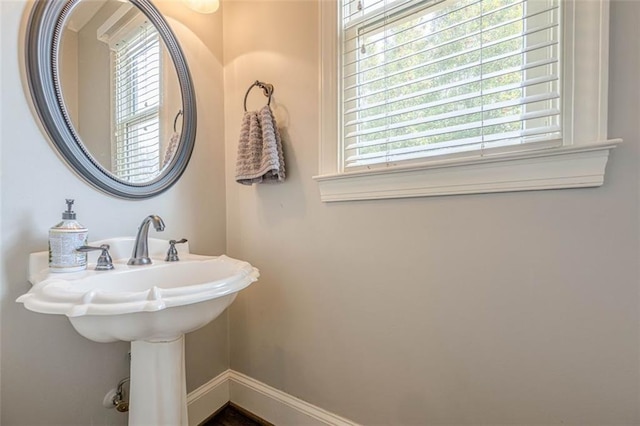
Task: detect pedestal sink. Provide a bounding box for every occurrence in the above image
[17,237,259,425]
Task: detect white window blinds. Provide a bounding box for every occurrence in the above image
[112,22,162,183]
[341,0,561,169]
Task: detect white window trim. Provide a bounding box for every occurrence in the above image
[314,0,621,202]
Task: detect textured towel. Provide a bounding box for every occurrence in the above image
[235,105,285,185]
[161,132,180,169]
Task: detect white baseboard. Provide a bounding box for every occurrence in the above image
[186,370,230,426]
[186,369,358,426]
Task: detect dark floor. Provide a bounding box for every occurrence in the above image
[202,404,270,426]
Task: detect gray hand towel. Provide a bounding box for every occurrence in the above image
[161,132,180,169]
[235,105,285,185]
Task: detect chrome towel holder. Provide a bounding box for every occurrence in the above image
[244,80,274,112]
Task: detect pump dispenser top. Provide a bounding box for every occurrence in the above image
[62,199,77,220]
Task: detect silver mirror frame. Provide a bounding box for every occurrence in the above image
[26,0,197,199]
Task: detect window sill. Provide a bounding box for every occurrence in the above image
[313,140,620,202]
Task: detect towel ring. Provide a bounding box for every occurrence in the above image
[243,80,274,112]
[173,110,183,132]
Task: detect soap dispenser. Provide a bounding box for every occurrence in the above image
[49,199,88,272]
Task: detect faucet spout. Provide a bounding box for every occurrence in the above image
[128,215,165,265]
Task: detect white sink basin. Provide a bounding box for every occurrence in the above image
[17,237,259,425]
[18,237,259,342]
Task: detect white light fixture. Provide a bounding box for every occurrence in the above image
[183,0,220,14]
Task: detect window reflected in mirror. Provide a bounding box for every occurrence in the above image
[112,19,161,182]
[58,0,182,183]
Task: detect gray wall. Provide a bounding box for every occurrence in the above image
[76,0,119,170]
[224,1,639,424]
[0,1,226,424]
[1,0,637,424]
[59,29,79,127]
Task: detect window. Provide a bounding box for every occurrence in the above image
[343,0,561,168]
[315,0,619,202]
[112,21,162,183]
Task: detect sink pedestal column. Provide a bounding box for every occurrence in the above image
[129,336,188,426]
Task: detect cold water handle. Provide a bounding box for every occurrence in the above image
[165,239,187,262]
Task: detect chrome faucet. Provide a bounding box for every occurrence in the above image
[128,215,165,265]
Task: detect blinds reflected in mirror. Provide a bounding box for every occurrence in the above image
[112,20,162,183]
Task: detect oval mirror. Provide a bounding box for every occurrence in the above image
[26,0,197,199]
